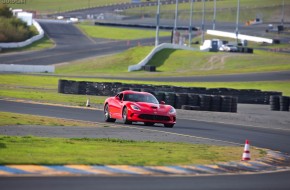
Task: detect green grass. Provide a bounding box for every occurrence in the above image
[0,112,96,127]
[56,46,153,74]
[1,36,54,53]
[6,0,132,14]
[147,49,290,75]
[0,88,106,106]
[77,24,171,40]
[56,45,290,77]
[0,135,264,165]
[126,0,290,23]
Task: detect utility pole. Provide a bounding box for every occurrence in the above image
[235,0,240,44]
[173,0,179,44]
[155,0,161,46]
[281,0,285,26]
[188,0,194,47]
[201,0,205,43]
[213,0,216,30]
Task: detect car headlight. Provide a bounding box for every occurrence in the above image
[131,105,141,111]
[169,107,176,114]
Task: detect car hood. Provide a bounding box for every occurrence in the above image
[133,102,170,113]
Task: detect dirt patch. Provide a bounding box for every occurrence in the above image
[201,53,244,71]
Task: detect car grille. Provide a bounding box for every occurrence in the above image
[138,114,170,121]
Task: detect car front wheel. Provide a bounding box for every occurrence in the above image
[122,107,132,125]
[104,104,116,122]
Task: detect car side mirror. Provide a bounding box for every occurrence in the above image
[160,101,165,105]
[115,96,120,101]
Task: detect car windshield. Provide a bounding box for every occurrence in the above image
[123,93,159,104]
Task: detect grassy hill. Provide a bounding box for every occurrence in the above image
[56,46,290,77]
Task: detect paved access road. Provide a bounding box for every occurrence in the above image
[0,20,170,65]
[0,100,290,190]
[1,20,289,82]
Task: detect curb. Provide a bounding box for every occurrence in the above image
[0,150,289,177]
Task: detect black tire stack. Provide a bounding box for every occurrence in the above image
[221,96,233,112]
[199,95,212,111]
[188,94,200,106]
[211,95,221,112]
[58,80,79,94]
[175,93,188,109]
[141,88,155,96]
[154,91,165,102]
[280,96,290,112]
[143,65,156,72]
[270,95,290,112]
[270,95,280,111]
[118,87,130,93]
[58,79,66,93]
[181,105,192,110]
[78,81,87,94]
[129,88,141,92]
[231,96,238,113]
[164,92,176,107]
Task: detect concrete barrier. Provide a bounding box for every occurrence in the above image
[0,64,55,73]
[0,20,44,49]
[207,30,273,44]
[128,43,198,72]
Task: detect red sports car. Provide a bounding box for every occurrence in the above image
[104,91,176,128]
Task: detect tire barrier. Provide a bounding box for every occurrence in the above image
[188,94,200,107]
[58,80,282,109]
[231,96,238,113]
[211,95,221,112]
[154,91,165,103]
[143,65,156,72]
[221,96,233,112]
[280,96,290,112]
[164,92,176,107]
[270,95,290,112]
[199,95,212,111]
[270,95,280,111]
[175,93,188,109]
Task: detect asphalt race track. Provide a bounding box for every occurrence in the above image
[1,100,290,153]
[1,2,290,189]
[0,100,290,190]
[1,172,290,190]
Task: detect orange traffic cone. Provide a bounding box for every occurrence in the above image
[242,139,251,161]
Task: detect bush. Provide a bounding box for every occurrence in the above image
[0,3,13,18]
[0,4,37,42]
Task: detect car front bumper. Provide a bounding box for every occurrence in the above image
[127,111,176,124]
